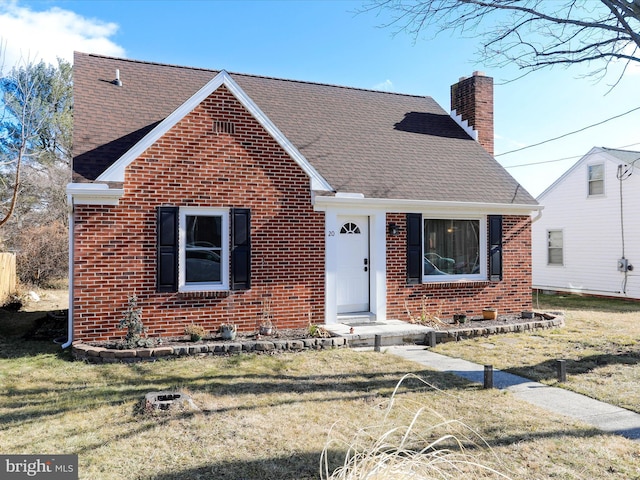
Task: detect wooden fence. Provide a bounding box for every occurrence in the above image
[0,252,16,304]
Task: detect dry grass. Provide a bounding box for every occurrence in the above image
[1,291,640,479]
[0,344,639,478]
[322,374,514,479]
[433,293,640,413]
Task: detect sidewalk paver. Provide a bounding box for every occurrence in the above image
[387,345,640,441]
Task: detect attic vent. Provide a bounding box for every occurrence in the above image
[213,120,235,135]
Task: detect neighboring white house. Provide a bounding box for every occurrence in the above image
[532,146,640,299]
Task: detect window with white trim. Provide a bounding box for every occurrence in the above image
[179,208,229,291]
[588,164,604,196]
[547,230,563,265]
[423,218,485,281]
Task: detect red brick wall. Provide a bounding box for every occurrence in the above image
[386,213,532,320]
[72,86,325,342]
[450,73,494,156]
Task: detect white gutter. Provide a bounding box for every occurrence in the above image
[531,209,544,223]
[313,194,542,215]
[66,182,124,205]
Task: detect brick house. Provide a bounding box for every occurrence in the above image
[66,53,540,345]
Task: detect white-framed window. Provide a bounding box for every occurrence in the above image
[588,164,604,196]
[423,217,486,281]
[547,230,563,266]
[178,208,229,291]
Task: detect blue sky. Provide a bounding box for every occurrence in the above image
[1,0,638,197]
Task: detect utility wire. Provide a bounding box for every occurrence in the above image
[495,105,640,157]
[504,142,640,169]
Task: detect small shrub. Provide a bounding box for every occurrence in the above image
[184,324,207,341]
[118,295,157,349]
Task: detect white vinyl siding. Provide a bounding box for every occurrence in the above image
[533,148,640,299]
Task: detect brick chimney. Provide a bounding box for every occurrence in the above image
[450,71,494,156]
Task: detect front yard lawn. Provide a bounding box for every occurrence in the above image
[1,291,639,479]
[432,293,640,414]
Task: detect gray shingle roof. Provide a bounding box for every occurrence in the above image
[73,52,536,205]
[602,147,640,165]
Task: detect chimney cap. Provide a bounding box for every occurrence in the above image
[472,71,486,77]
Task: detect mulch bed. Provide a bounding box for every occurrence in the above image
[28,309,562,349]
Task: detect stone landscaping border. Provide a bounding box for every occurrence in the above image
[71,314,564,363]
[72,336,348,364]
[435,315,564,343]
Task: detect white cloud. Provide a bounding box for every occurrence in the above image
[0,0,125,69]
[373,79,394,91]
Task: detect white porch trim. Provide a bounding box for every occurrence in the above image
[322,205,387,325]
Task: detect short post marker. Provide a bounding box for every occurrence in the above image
[557,359,567,383]
[374,334,381,352]
[484,365,494,389]
[428,331,437,347]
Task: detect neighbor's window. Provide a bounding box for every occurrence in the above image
[423,219,482,279]
[179,208,229,291]
[547,230,563,265]
[588,164,604,196]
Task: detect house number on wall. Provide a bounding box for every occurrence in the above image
[327,231,335,237]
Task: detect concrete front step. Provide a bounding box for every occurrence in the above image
[325,314,565,348]
[346,331,429,348]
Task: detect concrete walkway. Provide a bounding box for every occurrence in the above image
[386,345,640,442]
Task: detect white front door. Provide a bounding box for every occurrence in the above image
[336,216,370,313]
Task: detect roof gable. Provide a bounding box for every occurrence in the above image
[537,146,640,200]
[97,70,332,191]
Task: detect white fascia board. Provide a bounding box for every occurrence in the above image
[96,70,333,192]
[536,146,602,201]
[222,74,333,192]
[314,195,542,215]
[67,183,124,205]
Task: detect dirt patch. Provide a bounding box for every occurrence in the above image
[0,288,69,340]
[20,288,69,313]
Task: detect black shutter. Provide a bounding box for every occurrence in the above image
[488,215,503,281]
[157,206,179,292]
[406,213,422,284]
[231,208,251,290]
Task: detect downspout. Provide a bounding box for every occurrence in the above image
[531,209,543,223]
[61,192,74,349]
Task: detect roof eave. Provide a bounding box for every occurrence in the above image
[313,194,541,215]
[67,183,124,206]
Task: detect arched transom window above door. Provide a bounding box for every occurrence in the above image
[340,222,361,234]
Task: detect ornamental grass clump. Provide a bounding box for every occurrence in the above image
[321,374,512,480]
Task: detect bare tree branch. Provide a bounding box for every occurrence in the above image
[365,0,640,82]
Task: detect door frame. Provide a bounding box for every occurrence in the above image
[321,208,387,324]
